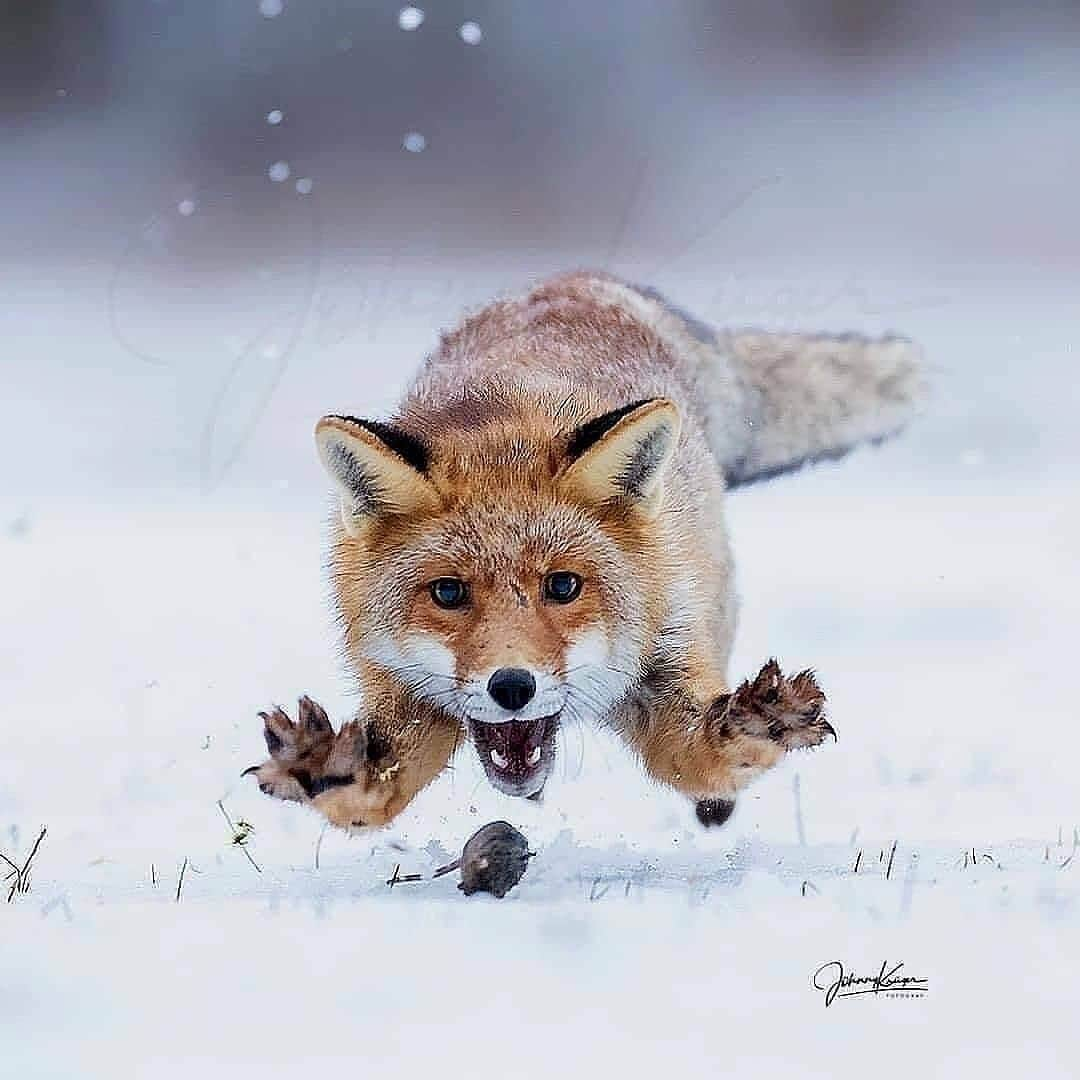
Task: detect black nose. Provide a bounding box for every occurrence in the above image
[487,668,536,711]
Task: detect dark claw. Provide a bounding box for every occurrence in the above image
[821,718,838,742]
[263,724,283,755]
[298,695,333,734]
[242,765,261,778]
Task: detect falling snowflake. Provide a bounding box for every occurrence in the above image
[398,7,424,31]
[295,178,313,195]
[266,109,283,125]
[268,161,291,182]
[402,132,427,153]
[177,199,196,217]
[459,21,483,45]
[259,0,283,17]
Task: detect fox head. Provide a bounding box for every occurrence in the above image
[315,395,681,798]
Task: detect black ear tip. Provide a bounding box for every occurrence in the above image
[565,398,655,460]
[324,415,430,474]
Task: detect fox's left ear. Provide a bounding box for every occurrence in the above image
[558,398,681,516]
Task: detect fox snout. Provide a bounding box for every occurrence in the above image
[468,666,562,798]
[487,668,536,711]
[463,665,565,725]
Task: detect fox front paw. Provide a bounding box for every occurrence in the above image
[243,697,401,829]
[243,695,342,803]
[712,660,835,750]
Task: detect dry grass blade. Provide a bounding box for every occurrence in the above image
[218,800,260,874]
[385,863,425,887]
[3,826,47,903]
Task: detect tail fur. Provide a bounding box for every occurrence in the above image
[631,282,925,488]
[717,328,925,488]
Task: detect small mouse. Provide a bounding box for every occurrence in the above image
[457,821,532,898]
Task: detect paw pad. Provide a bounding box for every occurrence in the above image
[695,798,736,828]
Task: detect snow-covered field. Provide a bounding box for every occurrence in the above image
[2,249,1077,1077]
[6,7,1080,1076]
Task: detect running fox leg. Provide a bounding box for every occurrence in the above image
[244,689,464,830]
[619,659,835,825]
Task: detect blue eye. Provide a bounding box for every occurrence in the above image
[544,571,582,604]
[430,578,469,609]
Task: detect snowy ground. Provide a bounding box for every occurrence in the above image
[2,249,1078,1078]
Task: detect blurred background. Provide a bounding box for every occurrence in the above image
[4,0,1080,257]
[2,0,1077,497]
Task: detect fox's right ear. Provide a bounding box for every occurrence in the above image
[315,415,440,536]
[558,397,681,517]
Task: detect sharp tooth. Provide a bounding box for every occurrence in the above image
[527,746,541,766]
[490,749,509,769]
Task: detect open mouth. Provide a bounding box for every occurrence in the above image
[470,715,559,798]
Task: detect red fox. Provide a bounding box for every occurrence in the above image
[245,271,922,831]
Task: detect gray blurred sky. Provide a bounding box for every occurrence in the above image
[4,0,1078,262]
[1,1,1077,507]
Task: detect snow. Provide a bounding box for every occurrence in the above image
[459,21,483,46]
[267,160,290,182]
[402,131,427,153]
[294,177,313,195]
[2,252,1078,1077]
[397,7,425,33]
[177,199,196,217]
[265,109,283,126]
[3,22,1079,1071]
[258,0,283,19]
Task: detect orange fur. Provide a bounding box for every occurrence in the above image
[247,272,860,827]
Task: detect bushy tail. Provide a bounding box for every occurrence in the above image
[715,328,925,488]
[628,280,925,489]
